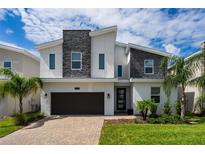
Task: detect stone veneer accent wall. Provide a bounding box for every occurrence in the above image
[130,48,165,79]
[63,30,91,78]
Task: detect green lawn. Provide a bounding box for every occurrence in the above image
[0,112,43,138]
[99,123,205,145]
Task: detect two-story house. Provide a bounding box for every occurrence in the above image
[36,26,177,116]
[0,43,40,117]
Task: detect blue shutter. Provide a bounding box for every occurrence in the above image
[49,54,55,69]
[118,65,122,77]
[99,54,104,69]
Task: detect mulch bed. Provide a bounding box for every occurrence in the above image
[104,118,148,124]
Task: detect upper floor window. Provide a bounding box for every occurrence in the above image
[71,52,82,70]
[4,61,12,70]
[118,65,122,77]
[49,54,55,69]
[144,59,154,74]
[99,53,105,70]
[151,87,160,103]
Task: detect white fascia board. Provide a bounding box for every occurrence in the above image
[128,43,172,57]
[89,25,117,37]
[36,39,63,51]
[130,78,164,83]
[115,41,127,48]
[0,44,40,62]
[41,78,118,83]
[185,50,202,61]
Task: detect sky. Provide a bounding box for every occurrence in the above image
[0,8,205,57]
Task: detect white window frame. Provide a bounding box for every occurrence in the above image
[48,53,55,70]
[3,60,12,70]
[151,87,161,103]
[71,51,82,70]
[144,59,154,74]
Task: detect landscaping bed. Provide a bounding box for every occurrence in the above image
[0,112,44,138]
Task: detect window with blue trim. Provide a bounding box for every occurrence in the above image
[49,54,55,69]
[118,65,122,77]
[99,53,104,69]
[4,61,12,70]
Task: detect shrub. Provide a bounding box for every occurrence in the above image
[15,112,44,125]
[150,102,158,118]
[175,100,181,115]
[163,100,171,115]
[137,99,156,120]
[148,114,182,124]
[15,113,26,125]
[24,112,44,123]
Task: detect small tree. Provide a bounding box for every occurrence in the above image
[137,99,156,120]
[0,68,43,114]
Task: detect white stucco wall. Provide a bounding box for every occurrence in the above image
[39,44,62,78]
[41,82,114,116]
[91,32,116,78]
[0,48,40,118]
[114,45,129,79]
[0,48,39,77]
[0,89,40,118]
[132,82,177,115]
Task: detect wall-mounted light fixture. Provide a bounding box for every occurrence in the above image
[107,93,110,99]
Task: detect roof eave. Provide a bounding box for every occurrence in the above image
[128,43,172,57]
[36,39,63,51]
[89,25,117,37]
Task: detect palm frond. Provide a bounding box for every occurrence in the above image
[189,74,205,88]
[0,67,15,78]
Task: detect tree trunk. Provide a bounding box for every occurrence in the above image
[19,96,23,114]
[181,86,186,119]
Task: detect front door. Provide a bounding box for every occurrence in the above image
[117,88,126,110]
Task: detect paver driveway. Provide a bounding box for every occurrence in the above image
[0,116,104,145]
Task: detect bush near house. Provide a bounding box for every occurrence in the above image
[137,99,156,120]
[0,112,44,138]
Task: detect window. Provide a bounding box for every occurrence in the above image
[151,87,160,103]
[99,53,104,69]
[144,59,154,74]
[4,61,12,70]
[49,54,55,69]
[118,65,122,77]
[71,52,82,70]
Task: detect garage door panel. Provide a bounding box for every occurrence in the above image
[51,93,104,115]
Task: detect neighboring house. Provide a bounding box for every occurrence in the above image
[36,26,177,116]
[183,46,205,113]
[0,44,40,118]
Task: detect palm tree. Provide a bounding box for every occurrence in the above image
[0,68,43,114]
[160,56,193,119]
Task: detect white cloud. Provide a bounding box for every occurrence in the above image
[0,9,6,20]
[163,44,181,55]
[4,8,205,55]
[5,28,14,35]
[0,41,40,57]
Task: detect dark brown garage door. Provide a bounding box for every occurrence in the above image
[51,92,104,115]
